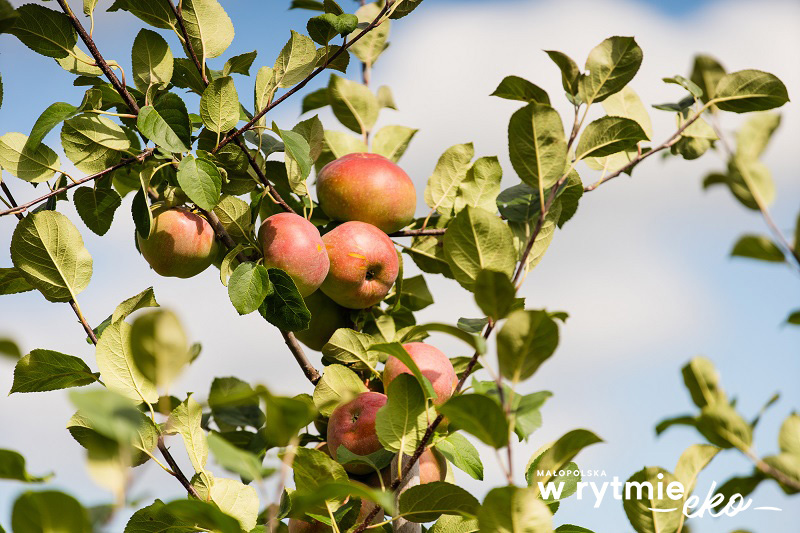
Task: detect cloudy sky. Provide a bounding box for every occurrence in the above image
[1,0,799,531]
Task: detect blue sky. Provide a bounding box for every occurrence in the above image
[1,0,799,531]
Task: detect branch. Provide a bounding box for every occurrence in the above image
[282,330,321,385]
[55,0,139,114]
[0,150,154,218]
[70,299,97,344]
[166,0,208,85]
[213,0,395,152]
[1,181,24,220]
[158,437,202,499]
[388,228,446,237]
[741,447,800,493]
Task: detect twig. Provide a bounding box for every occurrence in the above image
[199,208,250,263]
[388,228,446,237]
[55,0,139,114]
[166,0,208,85]
[281,330,321,385]
[234,137,294,213]
[70,299,97,344]
[741,447,800,493]
[0,150,154,218]
[1,181,24,220]
[213,0,395,153]
[158,437,202,499]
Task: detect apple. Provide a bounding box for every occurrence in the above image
[258,212,329,297]
[383,343,457,406]
[364,446,447,488]
[327,391,387,474]
[321,221,399,309]
[316,153,417,234]
[295,291,352,351]
[137,207,218,278]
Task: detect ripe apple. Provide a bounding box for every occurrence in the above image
[383,343,457,406]
[137,207,218,278]
[258,212,329,297]
[364,446,447,488]
[294,291,352,351]
[321,221,399,309]
[316,153,417,234]
[327,391,387,474]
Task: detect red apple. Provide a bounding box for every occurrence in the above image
[316,153,417,234]
[327,392,387,474]
[383,343,457,406]
[321,221,399,309]
[294,291,352,351]
[137,207,218,278]
[258,212,329,297]
[419,447,447,484]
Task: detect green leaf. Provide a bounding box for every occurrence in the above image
[208,477,259,531]
[730,235,785,263]
[438,394,509,449]
[727,157,775,210]
[674,443,720,494]
[435,433,483,481]
[0,0,18,35]
[208,377,263,429]
[491,76,550,104]
[477,486,552,533]
[526,429,603,496]
[779,413,800,455]
[474,269,515,321]
[263,392,316,449]
[681,356,726,408]
[136,93,191,153]
[131,29,173,95]
[168,395,208,474]
[61,114,131,173]
[496,184,539,223]
[313,364,368,417]
[212,195,252,241]
[258,268,311,331]
[158,499,241,533]
[200,76,240,133]
[443,207,516,291]
[292,447,349,512]
[575,116,647,160]
[112,287,159,324]
[690,54,726,103]
[350,3,390,65]
[176,154,222,210]
[0,337,23,359]
[73,186,122,236]
[55,45,104,76]
[544,50,581,97]
[424,143,475,217]
[110,0,177,30]
[601,86,653,139]
[455,156,502,214]
[663,74,703,98]
[172,57,208,95]
[182,0,235,59]
[557,170,583,228]
[372,125,418,163]
[409,323,486,355]
[513,391,551,441]
[0,268,34,296]
[508,104,567,190]
[302,87,329,114]
[697,402,753,449]
[274,30,317,88]
[12,491,91,532]
[207,433,269,482]
[430,515,479,533]
[579,36,643,104]
[712,70,789,113]
[224,50,258,76]
[0,132,61,183]
[736,112,781,161]
[10,211,92,303]
[10,349,97,394]
[321,328,379,372]
[275,126,312,195]
[375,374,429,454]
[95,320,158,405]
[785,310,800,326]
[622,467,682,533]
[0,449,48,482]
[328,74,379,134]
[28,102,79,149]
[497,310,559,383]
[399,482,479,523]
[9,4,76,59]
[131,188,152,240]
[228,263,271,315]
[130,309,190,389]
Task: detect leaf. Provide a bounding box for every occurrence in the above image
[508,104,567,190]
[158,499,241,533]
[730,235,785,262]
[370,342,437,400]
[727,157,775,210]
[424,143,475,217]
[681,356,726,408]
[209,477,259,531]
[697,402,753,449]
[258,269,311,331]
[228,262,271,315]
[168,395,208,474]
[350,3,390,65]
[513,391,552,441]
[302,87,329,114]
[579,36,643,104]
[544,50,581,96]
[55,45,103,76]
[674,443,720,494]
[736,112,781,161]
[131,29,173,95]
[73,186,122,236]
[11,491,91,533]
[438,394,509,449]
[11,349,97,394]
[474,269,515,321]
[435,433,483,481]
[131,188,152,239]
[321,328,379,372]
[409,323,486,355]
[8,4,76,59]
[113,287,159,323]
[61,114,131,173]
[442,207,516,291]
[0,0,18,34]
[496,310,559,383]
[136,93,191,153]
[690,54,726,103]
[0,268,34,296]
[0,449,48,482]
[779,413,800,455]
[0,337,22,359]
[95,320,158,405]
[785,310,800,326]
[212,195,252,241]
[28,102,79,149]
[273,30,317,88]
[491,76,550,105]
[200,76,240,133]
[313,364,368,417]
[375,374,429,454]
[430,515,479,533]
[182,0,235,60]
[622,467,682,533]
[372,125,418,163]
[575,116,648,160]
[224,50,258,76]
[275,126,312,195]
[601,86,653,139]
[712,70,789,113]
[10,211,93,303]
[526,429,603,496]
[328,74,379,134]
[208,377,263,429]
[110,0,177,30]
[663,74,703,98]
[292,447,349,511]
[557,170,583,228]
[263,392,316,449]
[0,132,60,183]
[129,309,190,390]
[477,486,552,533]
[207,433,268,482]
[456,156,502,214]
[398,482,480,523]
[177,154,222,210]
